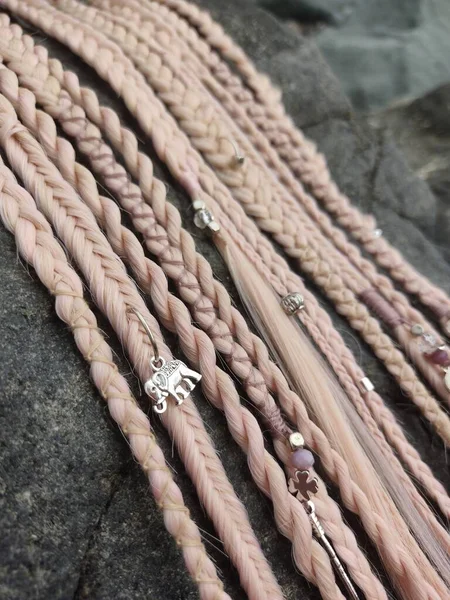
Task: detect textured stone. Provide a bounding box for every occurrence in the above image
[370,83,450,263]
[261,0,356,26]
[256,0,450,110]
[312,0,450,110]
[1,1,449,599]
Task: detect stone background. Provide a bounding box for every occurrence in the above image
[0,1,449,599]
[262,0,450,111]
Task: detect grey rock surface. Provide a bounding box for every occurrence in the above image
[369,83,450,262]
[258,0,450,111]
[0,1,449,600]
[261,0,356,26]
[315,0,450,110]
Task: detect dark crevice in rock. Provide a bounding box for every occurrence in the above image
[72,464,131,600]
[259,0,334,25]
[367,128,387,213]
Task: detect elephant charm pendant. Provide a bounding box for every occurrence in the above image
[144,358,202,414]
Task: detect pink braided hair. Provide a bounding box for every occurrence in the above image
[36,41,450,520]
[149,0,450,333]
[1,4,448,596]
[23,4,446,596]
[52,0,450,444]
[0,17,446,559]
[113,0,450,406]
[8,0,441,460]
[28,7,450,576]
[0,56,386,600]
[0,155,233,600]
[0,94,285,600]
[1,2,448,596]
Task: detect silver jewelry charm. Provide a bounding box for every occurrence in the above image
[281,292,305,315]
[287,438,359,599]
[304,501,360,600]
[444,368,450,393]
[288,469,319,500]
[358,376,374,393]
[145,358,202,414]
[130,308,202,414]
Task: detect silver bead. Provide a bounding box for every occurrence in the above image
[194,208,213,229]
[410,323,424,336]
[193,208,220,232]
[192,198,206,211]
[281,292,305,315]
[373,228,383,239]
[289,431,305,449]
[358,377,374,393]
[444,369,450,392]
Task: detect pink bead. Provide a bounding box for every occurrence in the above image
[290,448,315,470]
[426,349,450,367]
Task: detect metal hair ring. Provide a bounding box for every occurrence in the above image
[229,139,245,166]
[129,307,163,368]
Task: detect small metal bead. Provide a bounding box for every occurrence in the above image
[410,323,424,336]
[358,377,374,393]
[444,369,450,392]
[281,292,305,315]
[207,220,221,233]
[289,431,305,449]
[194,208,213,229]
[373,228,383,239]
[192,198,206,212]
[193,208,221,233]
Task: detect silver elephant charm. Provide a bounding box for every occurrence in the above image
[144,358,202,414]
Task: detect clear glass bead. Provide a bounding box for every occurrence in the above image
[418,333,437,354]
[194,208,214,229]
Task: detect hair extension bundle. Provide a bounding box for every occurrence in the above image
[82,0,450,418]
[1,1,450,600]
[1,2,448,596]
[0,94,285,600]
[149,0,450,333]
[20,35,449,523]
[44,0,450,452]
[0,50,383,600]
[18,3,446,516]
[0,155,232,600]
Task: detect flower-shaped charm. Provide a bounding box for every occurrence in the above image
[288,469,319,500]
